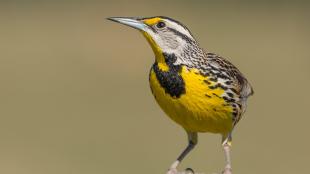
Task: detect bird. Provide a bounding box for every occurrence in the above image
[107,16,254,174]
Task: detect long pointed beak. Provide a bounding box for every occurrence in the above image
[107,17,147,31]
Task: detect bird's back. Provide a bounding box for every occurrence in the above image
[203,52,254,124]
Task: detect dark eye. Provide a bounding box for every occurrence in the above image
[156,21,166,28]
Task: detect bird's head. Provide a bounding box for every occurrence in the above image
[108,16,204,66]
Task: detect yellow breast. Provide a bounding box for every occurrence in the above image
[149,66,234,134]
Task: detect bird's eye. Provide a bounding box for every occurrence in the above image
[156,21,166,28]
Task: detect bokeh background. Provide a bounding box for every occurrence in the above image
[1,0,309,174]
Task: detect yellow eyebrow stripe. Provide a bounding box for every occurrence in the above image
[143,17,161,25]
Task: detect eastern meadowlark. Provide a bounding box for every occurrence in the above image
[108,16,253,174]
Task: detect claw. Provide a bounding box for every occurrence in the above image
[185,168,195,174]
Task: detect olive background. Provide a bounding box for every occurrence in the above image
[0,0,309,174]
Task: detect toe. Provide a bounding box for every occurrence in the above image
[167,168,178,174]
[222,167,232,174]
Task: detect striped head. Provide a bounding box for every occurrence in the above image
[108,16,204,66]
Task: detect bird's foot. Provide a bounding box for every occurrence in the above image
[167,168,195,174]
[222,167,232,174]
[167,168,178,174]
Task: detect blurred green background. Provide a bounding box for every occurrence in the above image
[0,0,309,174]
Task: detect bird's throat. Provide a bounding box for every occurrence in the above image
[141,31,169,71]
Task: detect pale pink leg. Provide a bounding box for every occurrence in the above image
[222,134,232,174]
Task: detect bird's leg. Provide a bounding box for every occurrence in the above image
[167,132,197,174]
[222,133,232,174]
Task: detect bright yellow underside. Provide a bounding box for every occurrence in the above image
[149,67,233,134]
